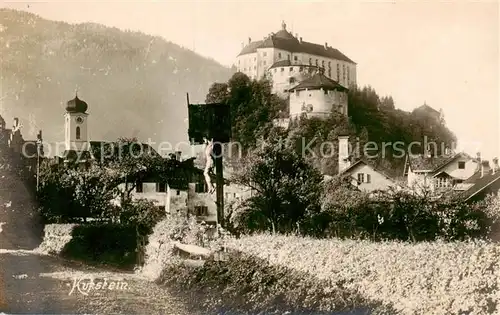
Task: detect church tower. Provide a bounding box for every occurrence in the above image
[63,93,91,161]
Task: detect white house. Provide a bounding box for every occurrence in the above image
[404,151,478,192]
[340,159,398,192]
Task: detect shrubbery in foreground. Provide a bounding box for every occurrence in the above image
[224,234,500,315]
[158,253,380,315]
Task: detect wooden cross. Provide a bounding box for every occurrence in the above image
[187,93,231,228]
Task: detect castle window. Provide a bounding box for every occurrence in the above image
[296,90,300,97]
[458,161,465,169]
[288,54,291,60]
[328,69,331,77]
[76,126,81,140]
[177,190,180,195]
[337,64,340,81]
[347,67,350,81]
[281,67,284,72]
[324,89,328,95]
[289,77,296,84]
[274,68,277,73]
[278,52,282,59]
[289,67,293,72]
[315,59,318,66]
[299,66,303,72]
[294,56,298,61]
[309,58,312,65]
[366,174,371,183]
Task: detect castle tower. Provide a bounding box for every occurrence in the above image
[64,93,91,160]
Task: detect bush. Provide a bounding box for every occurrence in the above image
[317,184,493,242]
[60,223,137,270]
[158,252,378,315]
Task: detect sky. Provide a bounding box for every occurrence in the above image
[2,0,500,160]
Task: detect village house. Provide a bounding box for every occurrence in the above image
[457,157,500,203]
[58,93,250,223]
[404,150,478,192]
[340,159,398,192]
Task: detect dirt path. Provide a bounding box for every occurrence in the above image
[0,155,194,314]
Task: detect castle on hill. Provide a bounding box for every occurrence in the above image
[235,21,356,120]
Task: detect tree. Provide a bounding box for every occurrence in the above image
[205,72,287,150]
[232,137,323,234]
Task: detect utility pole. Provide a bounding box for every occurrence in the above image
[36,138,40,192]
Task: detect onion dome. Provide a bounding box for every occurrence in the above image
[66,94,88,113]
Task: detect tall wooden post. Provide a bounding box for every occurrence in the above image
[213,141,224,228]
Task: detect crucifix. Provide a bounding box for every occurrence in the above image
[187,93,231,228]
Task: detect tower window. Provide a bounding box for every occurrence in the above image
[76,126,81,140]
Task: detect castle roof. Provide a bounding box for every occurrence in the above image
[66,94,88,114]
[238,23,355,64]
[287,73,347,92]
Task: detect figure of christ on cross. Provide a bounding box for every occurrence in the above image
[203,137,216,194]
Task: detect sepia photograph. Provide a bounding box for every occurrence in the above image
[0,1,499,314]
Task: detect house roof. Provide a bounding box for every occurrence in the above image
[340,158,396,182]
[407,152,471,173]
[462,170,500,201]
[413,103,440,115]
[287,73,347,92]
[464,163,492,184]
[238,29,355,64]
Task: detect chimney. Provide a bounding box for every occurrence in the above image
[13,118,19,129]
[248,37,251,44]
[338,135,350,174]
[324,42,328,50]
[299,37,303,43]
[175,151,182,161]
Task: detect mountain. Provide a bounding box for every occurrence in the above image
[0,9,234,156]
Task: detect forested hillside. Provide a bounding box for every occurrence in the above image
[205,73,457,177]
[0,9,233,151]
